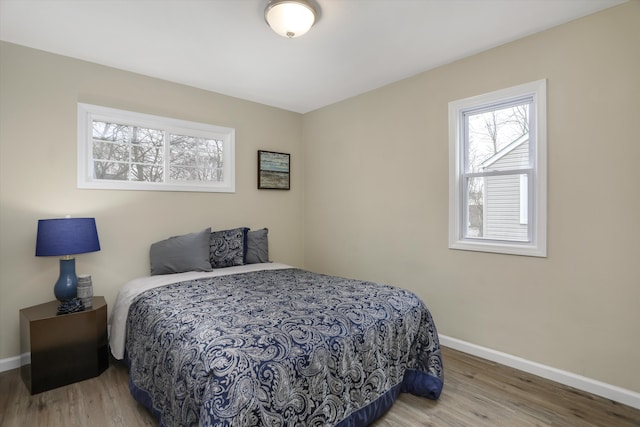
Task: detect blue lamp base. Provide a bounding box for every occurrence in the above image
[54,258,78,302]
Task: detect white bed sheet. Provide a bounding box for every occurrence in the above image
[108,262,291,359]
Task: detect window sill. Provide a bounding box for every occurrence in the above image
[449,239,546,257]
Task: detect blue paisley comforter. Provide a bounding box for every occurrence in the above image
[125,268,443,426]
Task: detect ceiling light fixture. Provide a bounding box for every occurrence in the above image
[265,0,317,38]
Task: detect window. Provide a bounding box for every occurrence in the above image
[77,103,235,192]
[448,80,546,257]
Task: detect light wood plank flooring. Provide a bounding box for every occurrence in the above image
[1,346,638,426]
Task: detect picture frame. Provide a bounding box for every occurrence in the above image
[258,150,290,190]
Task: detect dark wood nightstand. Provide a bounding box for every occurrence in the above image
[19,296,108,394]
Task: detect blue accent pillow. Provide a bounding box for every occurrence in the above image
[246,228,269,264]
[150,228,213,275]
[209,227,249,268]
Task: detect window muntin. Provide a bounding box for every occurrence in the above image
[449,80,546,257]
[78,104,235,192]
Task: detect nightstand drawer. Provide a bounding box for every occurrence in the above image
[20,296,108,394]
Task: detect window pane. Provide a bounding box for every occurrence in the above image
[465,177,484,238]
[131,143,164,164]
[466,174,529,242]
[92,121,128,142]
[129,164,163,182]
[466,103,529,173]
[93,140,129,162]
[169,134,224,182]
[130,127,164,164]
[93,160,129,181]
[92,122,129,166]
[170,165,223,182]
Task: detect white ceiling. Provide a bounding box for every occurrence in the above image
[0,0,626,113]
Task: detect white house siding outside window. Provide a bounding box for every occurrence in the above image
[448,79,547,257]
[77,103,235,193]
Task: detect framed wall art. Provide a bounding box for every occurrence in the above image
[258,150,290,190]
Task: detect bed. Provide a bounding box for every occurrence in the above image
[109,230,443,427]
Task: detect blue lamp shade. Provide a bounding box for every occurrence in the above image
[35,218,101,301]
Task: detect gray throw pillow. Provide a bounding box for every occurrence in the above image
[150,228,213,275]
[246,228,269,264]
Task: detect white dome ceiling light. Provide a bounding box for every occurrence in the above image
[265,0,317,38]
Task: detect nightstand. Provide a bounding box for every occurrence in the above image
[20,296,108,394]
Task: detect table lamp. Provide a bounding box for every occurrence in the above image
[35,217,101,301]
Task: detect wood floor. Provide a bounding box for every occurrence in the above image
[1,346,638,426]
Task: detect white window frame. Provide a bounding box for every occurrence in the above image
[448,79,547,257]
[77,103,235,192]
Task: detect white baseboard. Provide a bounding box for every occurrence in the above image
[439,334,640,410]
[0,353,29,373]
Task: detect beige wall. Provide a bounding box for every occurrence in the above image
[303,2,640,393]
[0,42,305,360]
